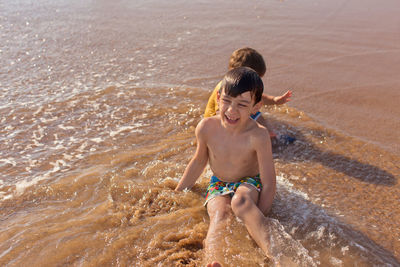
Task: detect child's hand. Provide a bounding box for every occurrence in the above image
[273,90,292,105]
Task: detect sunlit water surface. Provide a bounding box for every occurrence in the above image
[1,0,399,266]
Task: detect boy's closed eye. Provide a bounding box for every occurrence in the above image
[222,97,250,108]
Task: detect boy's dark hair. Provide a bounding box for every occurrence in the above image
[228,47,266,77]
[220,67,264,104]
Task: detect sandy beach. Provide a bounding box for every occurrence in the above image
[1,0,399,266]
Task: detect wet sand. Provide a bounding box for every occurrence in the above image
[1,0,399,266]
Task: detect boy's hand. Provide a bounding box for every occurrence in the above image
[273,90,292,105]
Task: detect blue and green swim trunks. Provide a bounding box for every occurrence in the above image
[204,175,262,205]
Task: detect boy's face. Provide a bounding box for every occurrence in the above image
[217,89,261,129]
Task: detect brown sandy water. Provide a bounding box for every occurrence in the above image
[0,0,399,266]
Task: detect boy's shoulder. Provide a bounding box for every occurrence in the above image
[196,115,220,133]
[195,116,222,142]
[249,122,271,146]
[202,115,220,124]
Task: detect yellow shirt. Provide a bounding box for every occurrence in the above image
[204,81,222,118]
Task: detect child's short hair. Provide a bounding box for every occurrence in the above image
[228,47,266,77]
[220,67,264,104]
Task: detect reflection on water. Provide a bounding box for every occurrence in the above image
[1,85,399,266]
[1,0,400,266]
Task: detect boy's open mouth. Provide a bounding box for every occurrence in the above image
[225,114,239,124]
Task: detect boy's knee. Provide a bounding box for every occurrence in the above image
[208,202,232,223]
[231,194,254,219]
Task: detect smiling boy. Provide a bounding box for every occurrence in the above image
[176,67,276,266]
[204,47,292,141]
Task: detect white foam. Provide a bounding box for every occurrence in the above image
[7,158,72,198]
[63,154,74,161]
[51,144,67,150]
[267,218,317,266]
[0,191,13,201]
[109,125,135,137]
[14,174,49,196]
[28,159,38,167]
[49,159,67,172]
[276,175,310,200]
[77,142,88,152]
[33,106,43,115]
[0,103,12,110]
[329,256,343,266]
[39,117,57,123]
[307,225,326,240]
[58,124,75,130]
[0,158,17,167]
[129,74,140,80]
[92,103,100,110]
[31,139,44,147]
[90,137,103,143]
[4,124,13,130]
[32,127,45,140]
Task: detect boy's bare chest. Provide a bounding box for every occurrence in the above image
[207,133,254,161]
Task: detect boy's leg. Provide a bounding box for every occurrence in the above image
[231,184,273,257]
[205,195,233,265]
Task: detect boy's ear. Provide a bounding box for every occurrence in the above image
[217,90,221,101]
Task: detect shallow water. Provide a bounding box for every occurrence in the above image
[1,0,399,266]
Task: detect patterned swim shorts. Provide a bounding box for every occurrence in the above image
[204,175,262,205]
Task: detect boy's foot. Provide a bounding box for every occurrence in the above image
[206,261,222,267]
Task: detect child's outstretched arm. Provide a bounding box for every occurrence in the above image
[262,90,292,106]
[254,129,277,215]
[175,120,209,191]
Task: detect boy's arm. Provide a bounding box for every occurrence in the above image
[262,90,292,106]
[254,129,276,215]
[175,119,209,191]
